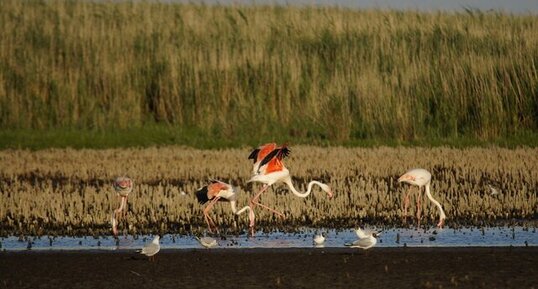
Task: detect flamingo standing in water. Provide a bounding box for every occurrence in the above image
[196,180,255,234]
[111,176,133,236]
[398,168,446,228]
[247,143,333,222]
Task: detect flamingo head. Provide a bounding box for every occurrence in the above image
[114,177,133,195]
[372,231,382,238]
[397,174,418,186]
[318,183,333,199]
[437,217,445,229]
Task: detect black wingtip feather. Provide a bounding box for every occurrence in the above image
[195,186,209,204]
[248,148,260,162]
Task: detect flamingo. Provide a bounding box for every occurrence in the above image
[347,228,381,249]
[138,235,160,261]
[247,143,333,221]
[398,168,446,228]
[111,176,133,236]
[195,180,255,234]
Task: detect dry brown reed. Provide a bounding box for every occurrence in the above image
[0,146,536,236]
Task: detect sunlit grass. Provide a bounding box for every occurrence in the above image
[0,0,537,144]
[1,146,536,236]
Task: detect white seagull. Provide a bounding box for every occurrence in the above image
[139,235,160,261]
[488,184,500,196]
[347,228,381,250]
[195,236,218,248]
[313,232,327,246]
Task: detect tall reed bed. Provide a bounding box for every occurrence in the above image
[0,146,536,236]
[0,1,537,142]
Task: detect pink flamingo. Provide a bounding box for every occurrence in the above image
[111,176,133,236]
[398,168,446,228]
[196,180,255,234]
[247,143,333,228]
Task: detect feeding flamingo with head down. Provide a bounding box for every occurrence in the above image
[111,176,133,236]
[196,180,255,234]
[247,143,333,230]
[398,168,446,228]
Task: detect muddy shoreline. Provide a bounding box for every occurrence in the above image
[1,247,537,289]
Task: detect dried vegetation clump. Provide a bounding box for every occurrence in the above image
[0,146,536,236]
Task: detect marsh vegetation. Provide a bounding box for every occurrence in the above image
[0,146,536,236]
[0,1,537,147]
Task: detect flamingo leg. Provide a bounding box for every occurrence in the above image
[416,187,422,227]
[250,185,285,218]
[402,188,411,222]
[114,196,122,221]
[123,196,128,219]
[111,213,118,237]
[113,196,126,236]
[252,202,285,218]
[203,197,221,233]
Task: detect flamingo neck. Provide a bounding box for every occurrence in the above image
[114,197,127,213]
[230,201,255,227]
[283,177,324,198]
[425,183,446,220]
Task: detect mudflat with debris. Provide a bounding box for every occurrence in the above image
[1,247,537,289]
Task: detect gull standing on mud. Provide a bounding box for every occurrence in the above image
[195,236,218,248]
[347,228,381,250]
[111,176,133,236]
[196,180,255,234]
[313,232,327,246]
[247,143,334,223]
[398,168,446,228]
[139,235,160,261]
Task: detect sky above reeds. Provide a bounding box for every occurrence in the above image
[161,0,538,14]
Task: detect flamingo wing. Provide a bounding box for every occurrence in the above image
[248,148,260,163]
[249,143,278,162]
[258,146,290,170]
[196,181,229,204]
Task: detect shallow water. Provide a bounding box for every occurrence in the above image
[1,227,536,251]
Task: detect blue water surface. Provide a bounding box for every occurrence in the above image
[1,226,536,251]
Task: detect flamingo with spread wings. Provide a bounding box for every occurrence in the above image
[247,143,333,222]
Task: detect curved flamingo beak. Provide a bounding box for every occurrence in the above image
[398,174,415,183]
[437,218,445,228]
[327,190,334,199]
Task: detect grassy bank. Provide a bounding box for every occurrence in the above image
[2,127,538,150]
[1,146,536,236]
[1,0,537,145]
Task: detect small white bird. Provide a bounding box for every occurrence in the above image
[488,184,500,196]
[139,235,160,261]
[195,236,218,248]
[347,228,381,250]
[313,232,326,245]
